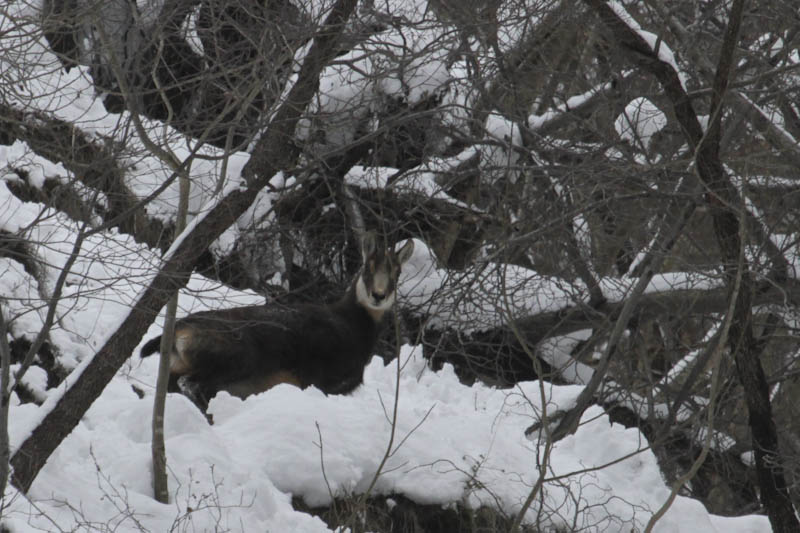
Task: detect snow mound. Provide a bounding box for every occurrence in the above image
[5,346,769,532]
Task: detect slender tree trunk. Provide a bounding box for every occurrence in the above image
[0,308,12,504]
[152,163,190,503]
[151,296,177,502]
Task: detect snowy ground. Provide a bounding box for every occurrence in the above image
[3,340,771,532]
[0,166,774,531]
[0,1,776,530]
[2,273,771,532]
[0,78,774,533]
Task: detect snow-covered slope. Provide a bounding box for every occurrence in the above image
[4,342,771,532]
[0,1,776,531]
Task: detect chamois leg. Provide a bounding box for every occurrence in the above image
[176,376,214,412]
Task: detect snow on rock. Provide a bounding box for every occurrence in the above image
[615,97,668,150]
[529,81,616,131]
[396,237,447,316]
[298,22,453,151]
[343,164,469,208]
[1,8,253,232]
[0,181,153,368]
[397,238,723,333]
[210,173,281,259]
[538,330,595,385]
[0,171,265,377]
[0,140,70,189]
[10,364,48,402]
[481,112,523,183]
[124,144,250,227]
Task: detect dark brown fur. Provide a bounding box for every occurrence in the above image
[140,234,413,409]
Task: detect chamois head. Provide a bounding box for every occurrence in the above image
[355,232,414,320]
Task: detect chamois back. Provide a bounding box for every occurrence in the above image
[140,233,414,409]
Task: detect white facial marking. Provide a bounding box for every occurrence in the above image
[373,271,389,295]
[356,275,395,311]
[356,276,371,307]
[376,291,396,311]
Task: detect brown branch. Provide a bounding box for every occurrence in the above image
[0,306,12,499]
[431,278,800,361]
[0,103,169,249]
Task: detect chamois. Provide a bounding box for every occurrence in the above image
[140,233,414,409]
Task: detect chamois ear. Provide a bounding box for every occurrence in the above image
[396,239,414,265]
[361,231,377,261]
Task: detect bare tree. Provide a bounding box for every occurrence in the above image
[3,0,800,529]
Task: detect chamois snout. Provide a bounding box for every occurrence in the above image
[355,275,394,312]
[372,288,387,302]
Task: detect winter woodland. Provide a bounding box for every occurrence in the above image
[1,0,800,531]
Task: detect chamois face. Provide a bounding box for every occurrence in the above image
[356,234,414,315]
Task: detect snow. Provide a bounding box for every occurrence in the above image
[0,189,767,531]
[9,365,48,402]
[0,141,70,189]
[3,342,771,532]
[495,0,545,53]
[538,330,595,385]
[607,1,689,90]
[0,180,156,367]
[0,184,770,530]
[344,165,470,208]
[529,80,618,131]
[739,92,799,149]
[179,3,204,56]
[1,4,253,235]
[0,1,775,531]
[398,237,724,333]
[615,97,668,151]
[482,112,523,183]
[297,15,454,151]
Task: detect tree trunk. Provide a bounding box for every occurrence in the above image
[152,161,190,503]
[0,308,13,500]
